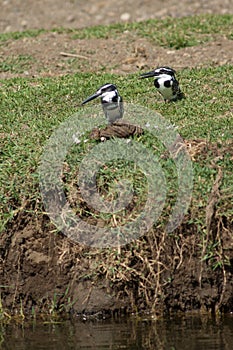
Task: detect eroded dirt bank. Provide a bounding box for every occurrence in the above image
[1,211,233,317]
[1,141,233,317]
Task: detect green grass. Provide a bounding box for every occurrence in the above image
[0,55,35,73]
[134,14,233,48]
[0,14,233,234]
[0,29,46,42]
[0,14,232,49]
[1,64,232,232]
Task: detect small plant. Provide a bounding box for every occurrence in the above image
[202,241,225,270]
[47,286,77,319]
[0,293,11,323]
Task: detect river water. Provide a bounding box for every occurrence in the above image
[1,314,233,349]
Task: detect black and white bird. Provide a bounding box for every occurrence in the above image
[82,83,124,124]
[140,66,184,102]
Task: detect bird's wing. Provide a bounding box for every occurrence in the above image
[172,79,180,95]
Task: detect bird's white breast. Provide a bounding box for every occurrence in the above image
[157,76,174,99]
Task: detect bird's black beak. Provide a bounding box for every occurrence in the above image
[82,92,101,105]
[139,70,157,79]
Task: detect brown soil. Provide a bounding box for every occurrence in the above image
[0,1,233,318]
[1,32,233,80]
[1,0,233,33]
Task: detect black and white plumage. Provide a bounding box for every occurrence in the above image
[82,83,124,124]
[140,66,184,102]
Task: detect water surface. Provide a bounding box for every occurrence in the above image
[1,314,233,349]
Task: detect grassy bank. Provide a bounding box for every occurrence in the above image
[0,14,233,317]
[1,67,232,231]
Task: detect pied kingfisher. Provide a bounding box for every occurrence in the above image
[140,66,184,102]
[82,83,124,124]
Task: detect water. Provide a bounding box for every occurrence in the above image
[1,314,233,349]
